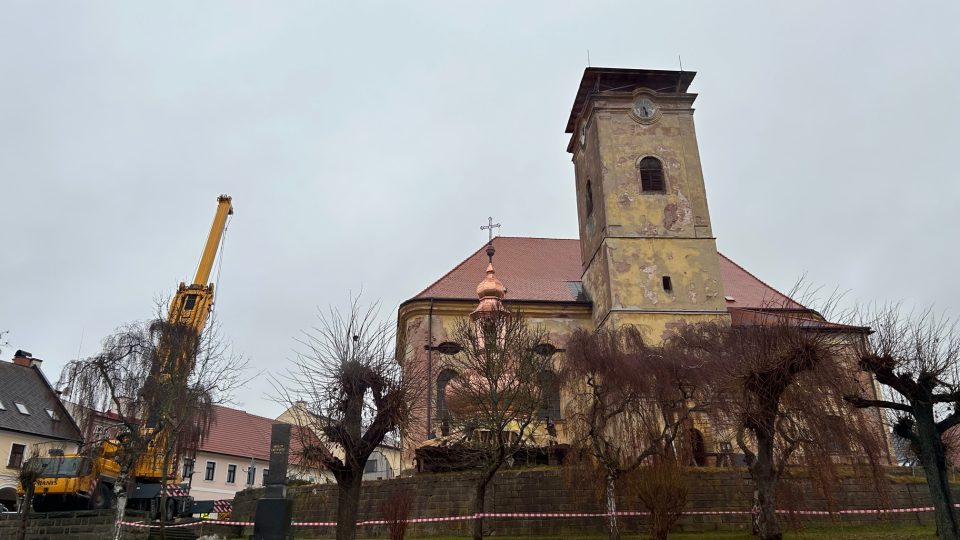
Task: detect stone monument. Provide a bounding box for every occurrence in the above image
[251,423,293,540]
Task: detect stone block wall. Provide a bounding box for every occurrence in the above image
[229,467,954,537]
[0,509,149,540]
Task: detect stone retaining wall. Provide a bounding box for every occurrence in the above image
[0,509,149,540]
[227,467,954,537]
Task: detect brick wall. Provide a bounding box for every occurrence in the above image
[229,467,955,537]
[0,509,149,540]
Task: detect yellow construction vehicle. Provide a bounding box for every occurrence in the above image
[24,442,122,512]
[21,195,234,518]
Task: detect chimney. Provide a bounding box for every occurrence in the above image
[13,349,32,367]
[12,350,43,369]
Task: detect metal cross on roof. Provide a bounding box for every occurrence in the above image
[480,217,501,242]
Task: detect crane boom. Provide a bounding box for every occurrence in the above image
[193,194,234,287]
[167,195,233,333]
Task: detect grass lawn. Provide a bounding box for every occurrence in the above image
[353,523,939,540]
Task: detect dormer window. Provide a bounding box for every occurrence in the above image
[638,157,666,192]
[46,408,60,421]
[15,402,29,415]
[0,400,5,411]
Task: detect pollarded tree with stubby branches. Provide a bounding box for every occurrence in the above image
[845,305,960,540]
[439,309,552,540]
[563,326,709,540]
[61,314,247,540]
[672,306,887,540]
[276,299,422,540]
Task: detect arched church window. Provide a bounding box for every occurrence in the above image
[585,179,594,217]
[436,369,457,428]
[638,157,666,192]
[538,370,561,421]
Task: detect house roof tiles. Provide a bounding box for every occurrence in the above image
[0,361,83,442]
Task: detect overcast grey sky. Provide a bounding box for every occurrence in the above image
[2,2,957,418]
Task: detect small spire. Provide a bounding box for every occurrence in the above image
[471,244,508,320]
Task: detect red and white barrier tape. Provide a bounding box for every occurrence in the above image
[116,504,956,529]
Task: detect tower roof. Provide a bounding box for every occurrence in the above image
[565,67,697,133]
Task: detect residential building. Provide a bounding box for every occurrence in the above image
[0,350,83,510]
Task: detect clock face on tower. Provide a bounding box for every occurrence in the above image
[633,97,658,121]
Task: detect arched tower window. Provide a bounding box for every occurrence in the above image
[638,157,666,192]
[585,179,594,217]
[538,370,561,421]
[436,369,457,434]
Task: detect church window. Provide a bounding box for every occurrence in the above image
[662,276,673,292]
[585,179,594,217]
[436,341,462,355]
[638,157,666,192]
[538,370,561,421]
[436,369,457,427]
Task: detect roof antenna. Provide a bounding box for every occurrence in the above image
[676,55,683,93]
[587,49,591,67]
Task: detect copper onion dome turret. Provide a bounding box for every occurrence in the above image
[470,243,509,320]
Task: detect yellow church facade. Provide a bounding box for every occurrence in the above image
[396,67,889,468]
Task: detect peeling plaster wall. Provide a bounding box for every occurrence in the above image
[571,91,729,338]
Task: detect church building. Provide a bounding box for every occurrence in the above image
[396,67,888,466]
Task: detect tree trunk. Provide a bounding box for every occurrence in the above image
[159,443,172,540]
[750,430,782,540]
[113,480,128,540]
[915,409,960,540]
[473,462,502,540]
[605,472,620,540]
[335,472,363,540]
[18,486,34,540]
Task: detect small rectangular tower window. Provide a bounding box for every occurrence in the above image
[662,276,673,292]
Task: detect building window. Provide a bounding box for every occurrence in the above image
[7,443,26,468]
[0,400,6,410]
[538,371,561,421]
[364,457,378,474]
[638,157,665,192]
[226,464,237,484]
[662,276,673,292]
[262,469,269,486]
[436,369,457,435]
[14,402,29,415]
[204,461,216,481]
[45,408,59,421]
[585,179,594,217]
[246,465,256,486]
[183,460,194,480]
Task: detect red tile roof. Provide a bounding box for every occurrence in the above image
[410,236,804,311]
[198,405,275,461]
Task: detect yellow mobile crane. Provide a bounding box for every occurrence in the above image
[22,195,234,518]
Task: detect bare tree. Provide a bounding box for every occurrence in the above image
[60,315,247,540]
[845,305,960,539]
[276,299,422,540]
[563,326,706,540]
[16,447,41,540]
[626,456,689,540]
[434,309,551,540]
[673,305,886,540]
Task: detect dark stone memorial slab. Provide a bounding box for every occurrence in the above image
[251,423,293,540]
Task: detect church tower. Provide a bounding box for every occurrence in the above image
[566,68,729,338]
